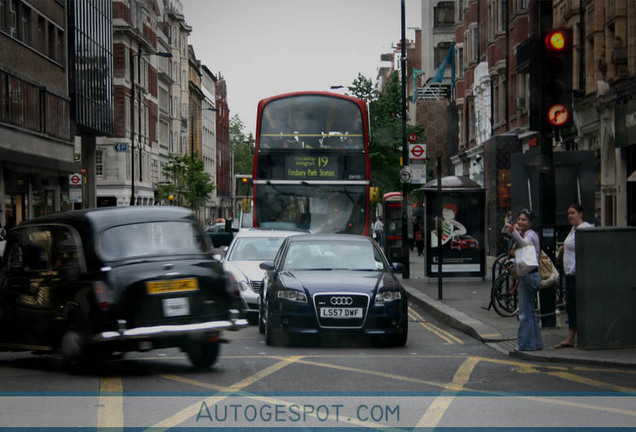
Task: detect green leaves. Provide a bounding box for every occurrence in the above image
[230,114,254,175]
[350,71,426,196]
[155,152,215,210]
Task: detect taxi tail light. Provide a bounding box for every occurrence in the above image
[92,281,112,310]
[227,273,241,298]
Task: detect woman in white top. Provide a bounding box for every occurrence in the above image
[554,204,593,349]
[505,209,543,351]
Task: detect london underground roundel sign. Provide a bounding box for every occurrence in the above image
[69,174,82,186]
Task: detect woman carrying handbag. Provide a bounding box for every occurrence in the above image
[505,209,543,351]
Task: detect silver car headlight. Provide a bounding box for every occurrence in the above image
[276,289,308,303]
[237,280,251,293]
[375,290,402,304]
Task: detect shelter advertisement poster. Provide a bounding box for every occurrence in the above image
[425,191,485,278]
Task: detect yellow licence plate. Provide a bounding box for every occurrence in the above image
[146,278,199,294]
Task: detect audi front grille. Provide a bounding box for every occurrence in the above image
[313,293,369,328]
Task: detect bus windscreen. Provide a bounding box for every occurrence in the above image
[259,96,364,150]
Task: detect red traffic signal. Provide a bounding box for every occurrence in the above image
[536,29,573,132]
[545,30,567,52]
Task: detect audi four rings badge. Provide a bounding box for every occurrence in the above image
[330,296,353,305]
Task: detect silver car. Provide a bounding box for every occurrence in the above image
[222,229,304,323]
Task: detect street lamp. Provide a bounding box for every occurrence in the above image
[130,47,172,206]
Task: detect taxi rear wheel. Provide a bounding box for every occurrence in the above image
[58,327,98,370]
[187,340,220,368]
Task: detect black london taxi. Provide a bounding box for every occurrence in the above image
[0,206,247,369]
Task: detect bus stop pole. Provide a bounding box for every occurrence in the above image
[400,0,410,279]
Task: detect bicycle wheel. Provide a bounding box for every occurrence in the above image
[491,271,518,317]
[491,253,509,283]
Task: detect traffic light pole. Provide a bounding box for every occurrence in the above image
[400,0,410,279]
[536,3,565,328]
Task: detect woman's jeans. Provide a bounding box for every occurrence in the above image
[517,270,543,351]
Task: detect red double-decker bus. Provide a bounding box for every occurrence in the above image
[252,91,371,234]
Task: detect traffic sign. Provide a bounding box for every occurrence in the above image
[114,143,128,152]
[69,173,82,186]
[408,132,418,143]
[409,144,427,162]
[400,167,412,183]
[80,167,87,175]
[409,165,427,184]
[547,104,570,126]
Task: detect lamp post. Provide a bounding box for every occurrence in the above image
[130,47,172,206]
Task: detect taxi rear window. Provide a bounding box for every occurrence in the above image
[100,221,206,260]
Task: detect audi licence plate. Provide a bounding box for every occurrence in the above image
[320,308,363,318]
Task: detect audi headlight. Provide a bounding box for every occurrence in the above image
[277,289,308,303]
[375,290,402,304]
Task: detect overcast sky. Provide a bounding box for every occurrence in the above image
[181,0,421,136]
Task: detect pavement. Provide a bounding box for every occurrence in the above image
[400,249,636,369]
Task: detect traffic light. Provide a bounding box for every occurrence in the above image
[369,187,380,203]
[539,29,573,133]
[241,198,251,213]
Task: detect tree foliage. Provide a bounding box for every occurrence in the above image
[155,152,215,210]
[230,114,255,175]
[351,71,426,195]
[347,73,378,103]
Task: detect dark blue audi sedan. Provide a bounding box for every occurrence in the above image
[258,234,408,346]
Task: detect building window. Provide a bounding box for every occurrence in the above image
[56,28,64,63]
[457,105,464,147]
[0,0,6,32]
[36,16,44,51]
[434,2,455,27]
[434,42,452,69]
[96,150,104,177]
[464,25,479,64]
[9,0,17,38]
[515,73,528,113]
[151,158,158,184]
[492,77,501,125]
[17,1,30,45]
[456,0,463,22]
[456,44,464,78]
[468,98,476,141]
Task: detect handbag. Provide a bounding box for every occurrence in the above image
[539,251,559,288]
[514,244,538,276]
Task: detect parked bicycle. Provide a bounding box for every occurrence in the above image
[491,260,519,317]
